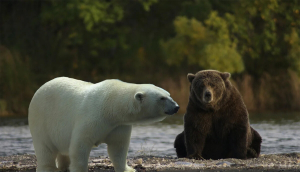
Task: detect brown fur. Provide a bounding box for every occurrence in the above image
[174,70,262,160]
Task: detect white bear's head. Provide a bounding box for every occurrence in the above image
[131,84,179,124]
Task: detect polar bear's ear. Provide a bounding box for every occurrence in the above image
[187,73,195,83]
[220,72,231,81]
[134,92,144,102]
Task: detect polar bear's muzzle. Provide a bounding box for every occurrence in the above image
[165,104,180,115]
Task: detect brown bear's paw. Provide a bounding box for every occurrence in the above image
[247,147,258,158]
[188,153,204,160]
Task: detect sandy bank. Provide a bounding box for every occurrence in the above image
[1,153,300,172]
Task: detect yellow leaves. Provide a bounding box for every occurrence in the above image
[205,11,231,45]
[285,28,300,75]
[285,28,299,45]
[201,43,244,73]
[174,17,206,44]
[161,37,188,66]
[205,11,223,27]
[161,12,244,73]
[268,0,279,9]
[191,19,206,41]
[138,0,158,11]
[77,1,124,31]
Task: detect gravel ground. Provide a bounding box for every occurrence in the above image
[1,153,300,172]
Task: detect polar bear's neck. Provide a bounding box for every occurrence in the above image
[84,80,141,124]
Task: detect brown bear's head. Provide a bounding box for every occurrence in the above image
[187,70,231,111]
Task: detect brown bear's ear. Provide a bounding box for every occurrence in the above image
[187,73,195,83]
[220,72,231,81]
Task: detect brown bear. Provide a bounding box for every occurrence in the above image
[174,70,262,160]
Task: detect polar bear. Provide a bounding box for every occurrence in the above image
[28,77,179,172]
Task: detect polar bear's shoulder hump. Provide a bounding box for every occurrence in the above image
[98,79,135,88]
[41,77,93,93]
[51,77,92,85]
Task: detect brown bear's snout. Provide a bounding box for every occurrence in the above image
[203,90,213,103]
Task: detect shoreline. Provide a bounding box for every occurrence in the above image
[1,153,300,172]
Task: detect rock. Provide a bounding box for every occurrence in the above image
[174,161,193,166]
[2,153,300,171]
[230,163,246,167]
[92,159,102,163]
[193,163,205,167]
[216,161,233,166]
[134,158,143,165]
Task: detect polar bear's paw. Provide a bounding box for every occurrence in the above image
[124,165,136,172]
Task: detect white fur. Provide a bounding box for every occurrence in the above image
[28,77,178,172]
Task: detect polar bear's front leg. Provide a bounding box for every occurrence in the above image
[56,154,70,171]
[34,144,59,172]
[106,125,135,172]
[69,135,93,172]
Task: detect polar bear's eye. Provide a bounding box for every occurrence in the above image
[160,97,166,100]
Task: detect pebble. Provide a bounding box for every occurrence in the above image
[193,163,205,167]
[216,161,233,166]
[2,153,300,171]
[92,159,102,163]
[134,158,143,165]
[175,161,193,166]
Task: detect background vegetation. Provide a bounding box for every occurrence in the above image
[1,0,300,116]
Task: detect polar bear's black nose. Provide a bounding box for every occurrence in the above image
[165,105,180,115]
[174,106,180,113]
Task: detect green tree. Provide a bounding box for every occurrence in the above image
[161,12,244,73]
[228,0,300,76]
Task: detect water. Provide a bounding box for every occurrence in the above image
[0,113,300,157]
